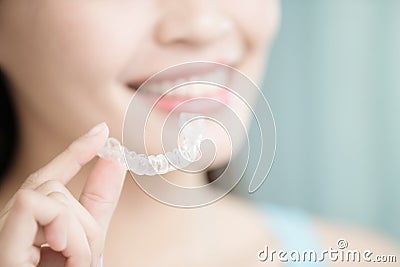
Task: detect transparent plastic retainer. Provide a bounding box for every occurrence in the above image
[97,113,205,175]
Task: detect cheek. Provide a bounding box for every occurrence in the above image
[23,2,148,90]
[220,0,280,83]
[235,0,280,47]
[211,1,280,165]
[1,1,153,137]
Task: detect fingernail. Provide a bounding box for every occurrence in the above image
[86,122,108,137]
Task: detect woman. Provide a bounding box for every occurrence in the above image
[0,0,397,266]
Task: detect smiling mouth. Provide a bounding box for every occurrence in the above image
[127,63,234,113]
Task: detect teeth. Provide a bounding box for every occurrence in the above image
[169,87,189,97]
[190,75,200,82]
[182,87,190,97]
[168,89,179,97]
[203,73,214,84]
[175,78,185,86]
[201,84,219,95]
[213,69,226,85]
[144,69,228,97]
[161,81,172,94]
[191,86,204,96]
[201,69,227,86]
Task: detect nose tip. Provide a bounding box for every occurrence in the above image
[155,3,234,46]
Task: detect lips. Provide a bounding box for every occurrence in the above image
[127,64,233,113]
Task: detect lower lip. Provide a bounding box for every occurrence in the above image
[144,90,230,114]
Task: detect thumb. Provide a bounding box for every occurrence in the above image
[79,156,126,232]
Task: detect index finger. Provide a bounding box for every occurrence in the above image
[21,122,109,190]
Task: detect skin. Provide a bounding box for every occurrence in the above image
[0,0,397,266]
[0,124,126,266]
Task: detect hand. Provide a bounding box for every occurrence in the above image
[0,123,126,267]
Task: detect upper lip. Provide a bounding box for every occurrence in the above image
[127,60,237,90]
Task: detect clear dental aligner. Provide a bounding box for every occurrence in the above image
[97,113,205,175]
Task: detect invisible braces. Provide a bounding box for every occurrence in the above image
[97,113,205,175]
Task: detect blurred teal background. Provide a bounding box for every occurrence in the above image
[236,0,400,242]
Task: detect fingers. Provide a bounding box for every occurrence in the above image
[35,160,126,267]
[35,180,104,267]
[22,122,109,190]
[80,158,126,231]
[0,123,125,267]
[0,190,91,267]
[38,247,66,267]
[35,180,99,232]
[40,192,92,267]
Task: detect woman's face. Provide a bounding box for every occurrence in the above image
[0,0,279,167]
